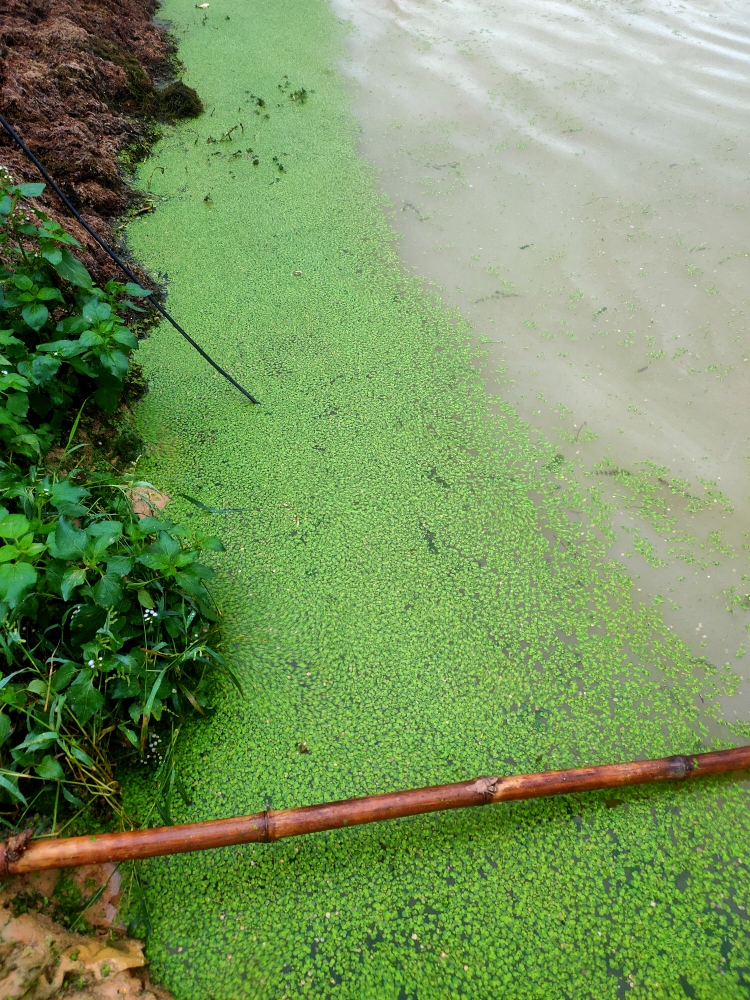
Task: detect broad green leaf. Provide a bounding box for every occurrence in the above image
[175,573,208,600]
[42,248,63,266]
[137,553,169,572]
[35,755,65,781]
[94,385,120,413]
[97,348,129,380]
[0,713,10,746]
[88,520,123,540]
[51,479,90,515]
[112,328,138,350]
[135,516,166,533]
[0,514,31,539]
[137,588,155,609]
[106,555,132,577]
[67,669,104,726]
[50,661,78,692]
[0,372,30,392]
[61,566,86,600]
[36,339,83,357]
[154,532,180,558]
[0,561,37,608]
[67,356,96,378]
[48,517,87,559]
[83,300,111,323]
[124,282,152,297]
[29,355,60,385]
[0,545,19,564]
[37,286,65,303]
[16,533,38,553]
[39,230,78,247]
[17,183,45,198]
[26,678,47,697]
[53,247,92,288]
[86,521,122,560]
[78,329,104,349]
[39,218,78,243]
[21,302,49,332]
[93,575,122,607]
[6,392,29,418]
[14,433,40,454]
[0,409,21,429]
[187,562,215,580]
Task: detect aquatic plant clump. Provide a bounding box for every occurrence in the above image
[125,0,750,995]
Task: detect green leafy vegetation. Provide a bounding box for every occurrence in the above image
[0,175,231,826]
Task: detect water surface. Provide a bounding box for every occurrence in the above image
[124,0,750,994]
[333,0,750,706]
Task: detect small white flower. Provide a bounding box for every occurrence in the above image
[88,659,95,666]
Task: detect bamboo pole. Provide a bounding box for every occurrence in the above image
[2,746,748,875]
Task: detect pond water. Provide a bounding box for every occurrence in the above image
[332,0,750,715]
[125,0,750,993]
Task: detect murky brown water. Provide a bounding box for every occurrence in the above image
[332,0,750,721]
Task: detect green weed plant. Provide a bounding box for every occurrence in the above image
[0,175,233,827]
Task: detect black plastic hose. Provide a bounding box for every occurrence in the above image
[0,112,260,405]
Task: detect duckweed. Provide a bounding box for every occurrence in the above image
[124,0,750,996]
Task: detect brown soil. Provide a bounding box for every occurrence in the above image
[0,0,200,288]
[1,867,173,999]
[0,0,204,464]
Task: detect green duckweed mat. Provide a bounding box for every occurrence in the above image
[125,0,750,996]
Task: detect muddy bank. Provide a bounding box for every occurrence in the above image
[0,0,200,286]
[0,866,173,1000]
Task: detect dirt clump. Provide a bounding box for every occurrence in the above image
[0,0,202,287]
[0,867,174,999]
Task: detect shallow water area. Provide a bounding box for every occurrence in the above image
[333,0,750,706]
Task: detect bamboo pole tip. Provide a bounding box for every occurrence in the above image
[0,828,33,876]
